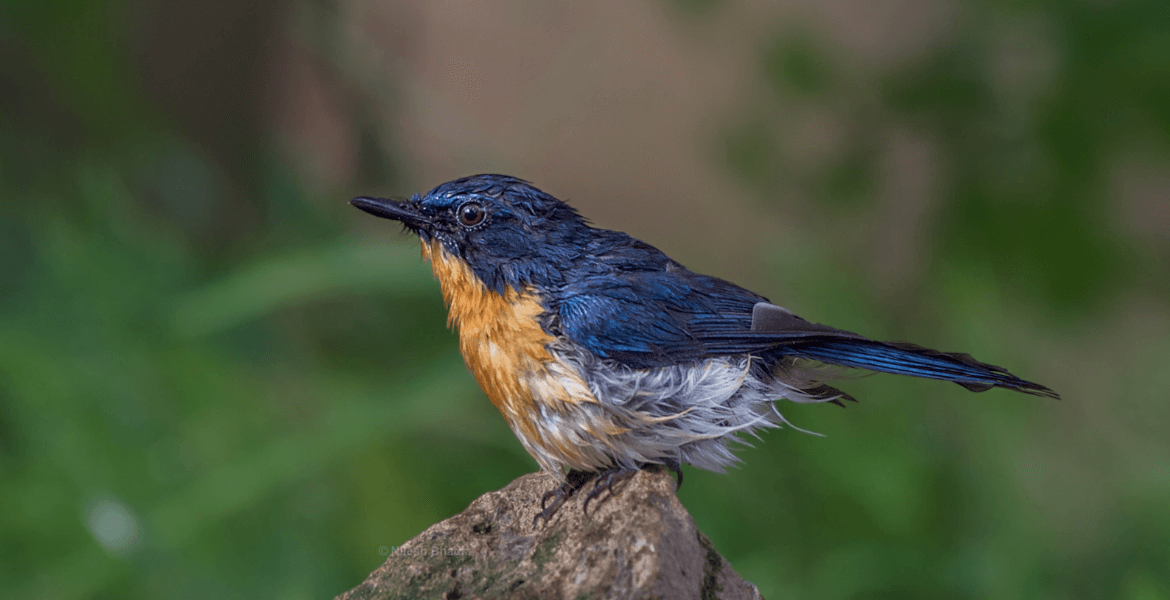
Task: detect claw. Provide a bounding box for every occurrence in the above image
[532,470,594,528]
[662,460,683,491]
[532,463,684,527]
[582,466,637,515]
[540,488,557,511]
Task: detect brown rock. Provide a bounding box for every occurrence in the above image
[335,468,762,600]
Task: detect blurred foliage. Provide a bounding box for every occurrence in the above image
[716,1,1170,597]
[1,0,1168,599]
[736,1,1170,313]
[765,36,833,97]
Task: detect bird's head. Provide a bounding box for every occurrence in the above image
[352,174,592,295]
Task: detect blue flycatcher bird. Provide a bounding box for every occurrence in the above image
[352,174,1057,525]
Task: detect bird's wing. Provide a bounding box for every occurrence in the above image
[552,267,1058,399]
[551,267,765,368]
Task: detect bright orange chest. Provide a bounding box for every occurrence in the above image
[421,241,554,429]
[421,240,622,473]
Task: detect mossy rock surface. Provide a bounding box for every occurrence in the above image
[335,469,762,600]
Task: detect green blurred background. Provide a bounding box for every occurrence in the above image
[2,0,1168,598]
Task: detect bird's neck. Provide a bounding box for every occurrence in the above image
[422,240,517,328]
[420,238,569,448]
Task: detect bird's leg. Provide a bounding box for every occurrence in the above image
[582,465,639,515]
[662,459,683,491]
[534,462,683,527]
[533,469,594,528]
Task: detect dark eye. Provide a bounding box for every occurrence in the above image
[457,201,486,227]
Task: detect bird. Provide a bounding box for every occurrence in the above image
[351,174,1058,525]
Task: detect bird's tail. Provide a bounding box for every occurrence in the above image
[742,302,1058,399]
[782,338,1059,399]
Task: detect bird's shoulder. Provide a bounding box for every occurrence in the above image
[544,230,767,367]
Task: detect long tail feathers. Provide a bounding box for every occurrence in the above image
[747,303,1058,399]
[786,339,1060,399]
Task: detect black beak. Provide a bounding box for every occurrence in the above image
[350,196,431,229]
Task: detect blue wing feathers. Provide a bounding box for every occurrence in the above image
[549,229,1057,398]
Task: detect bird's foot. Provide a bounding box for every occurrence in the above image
[661,459,683,491]
[532,462,683,527]
[581,465,639,515]
[532,469,594,528]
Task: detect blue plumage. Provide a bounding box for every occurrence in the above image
[352,174,1058,522]
[356,173,1058,399]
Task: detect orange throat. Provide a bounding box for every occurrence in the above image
[421,240,554,425]
[420,240,629,473]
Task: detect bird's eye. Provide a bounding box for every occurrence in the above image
[457,201,486,227]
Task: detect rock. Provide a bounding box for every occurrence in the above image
[335,468,762,600]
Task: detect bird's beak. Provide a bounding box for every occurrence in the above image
[350,196,432,230]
